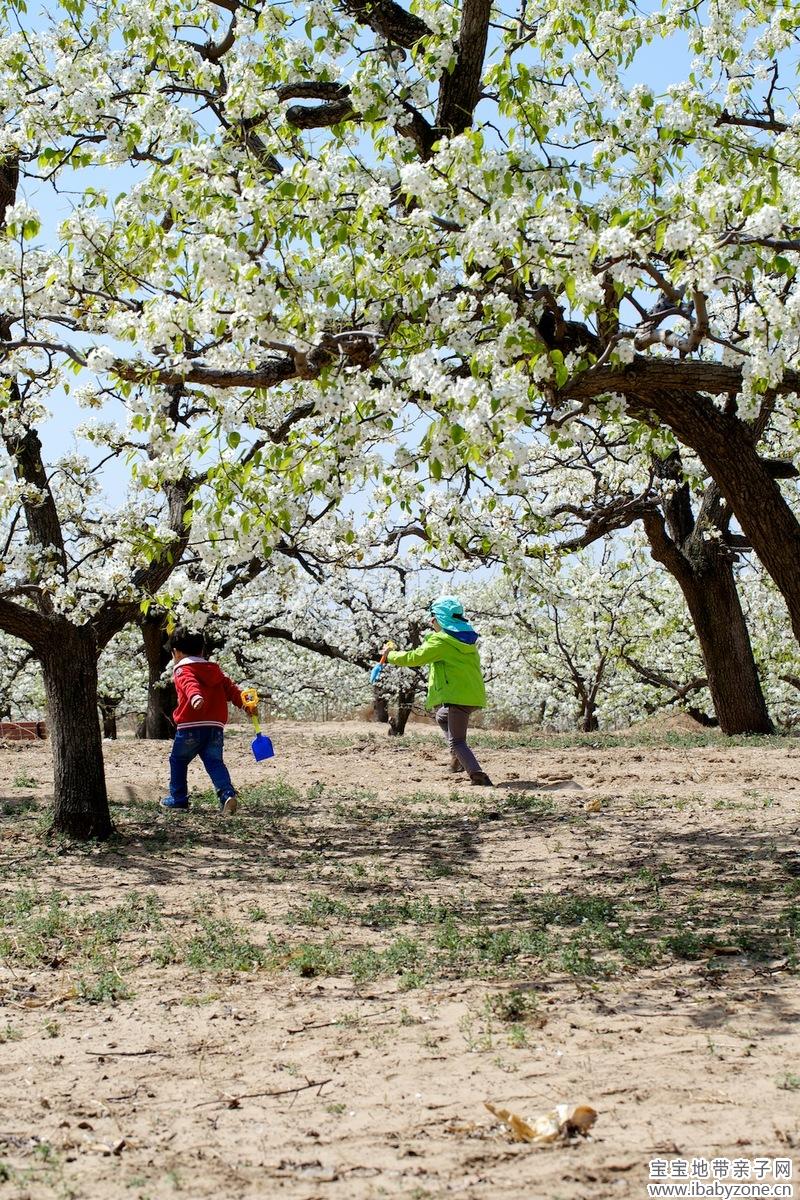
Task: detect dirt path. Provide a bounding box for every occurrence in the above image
[1,720,799,1199]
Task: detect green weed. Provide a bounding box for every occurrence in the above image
[289,893,352,926]
[487,989,539,1024]
[185,918,266,972]
[287,940,342,978]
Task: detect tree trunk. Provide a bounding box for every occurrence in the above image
[373,693,389,723]
[580,706,599,733]
[632,389,800,645]
[41,624,113,840]
[389,684,417,736]
[677,553,773,735]
[562,366,800,646]
[98,696,118,740]
[643,506,774,735]
[138,615,175,739]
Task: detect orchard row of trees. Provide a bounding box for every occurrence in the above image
[4,541,800,741]
[1,0,799,836]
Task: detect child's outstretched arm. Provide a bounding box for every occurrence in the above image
[175,668,204,710]
[387,642,444,668]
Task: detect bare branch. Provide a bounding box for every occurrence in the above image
[717,110,787,133]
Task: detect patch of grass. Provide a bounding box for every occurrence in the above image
[2,794,39,816]
[12,773,38,789]
[503,792,557,817]
[424,858,457,880]
[152,936,181,967]
[664,930,719,960]
[560,937,616,978]
[0,889,164,984]
[351,936,429,987]
[359,895,453,930]
[487,989,539,1024]
[777,1072,800,1091]
[782,905,800,936]
[286,940,343,978]
[185,918,266,972]
[77,968,132,1004]
[467,729,793,751]
[0,1024,22,1043]
[243,778,302,818]
[289,893,353,926]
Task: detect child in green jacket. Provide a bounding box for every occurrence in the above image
[385,597,492,786]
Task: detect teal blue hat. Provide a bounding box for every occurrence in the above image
[430,596,475,635]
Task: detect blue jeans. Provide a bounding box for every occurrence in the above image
[168,727,235,804]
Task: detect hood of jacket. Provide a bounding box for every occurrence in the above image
[447,629,479,645]
[173,657,226,686]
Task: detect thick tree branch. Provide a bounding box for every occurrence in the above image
[252,623,372,670]
[623,654,708,700]
[652,451,696,546]
[342,0,431,48]
[717,110,787,134]
[556,495,654,551]
[0,597,48,649]
[640,507,692,586]
[561,357,800,403]
[285,98,358,128]
[2,388,67,609]
[436,0,492,136]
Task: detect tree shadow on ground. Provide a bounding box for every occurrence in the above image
[7,782,798,1031]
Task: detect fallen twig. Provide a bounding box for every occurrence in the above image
[194,1077,333,1108]
[288,1007,394,1034]
[86,1049,164,1058]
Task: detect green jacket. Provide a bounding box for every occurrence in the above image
[387,631,486,710]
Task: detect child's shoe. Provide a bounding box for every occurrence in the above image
[161,796,190,810]
[220,793,238,816]
[469,772,493,787]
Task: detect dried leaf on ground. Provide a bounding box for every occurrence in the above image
[484,1101,597,1144]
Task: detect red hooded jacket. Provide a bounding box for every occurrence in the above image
[172,657,244,729]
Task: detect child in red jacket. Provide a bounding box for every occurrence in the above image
[160,629,256,815]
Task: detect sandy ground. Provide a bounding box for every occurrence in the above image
[1,717,799,1200]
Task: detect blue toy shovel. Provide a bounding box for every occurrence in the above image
[370,641,395,684]
[241,688,274,761]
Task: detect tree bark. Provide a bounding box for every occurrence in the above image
[138,615,176,739]
[98,696,119,740]
[642,505,773,735]
[653,397,800,648]
[580,704,599,733]
[389,682,417,735]
[40,623,113,839]
[373,693,389,723]
[561,363,800,646]
[680,561,771,734]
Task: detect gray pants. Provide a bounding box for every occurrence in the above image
[435,704,483,775]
